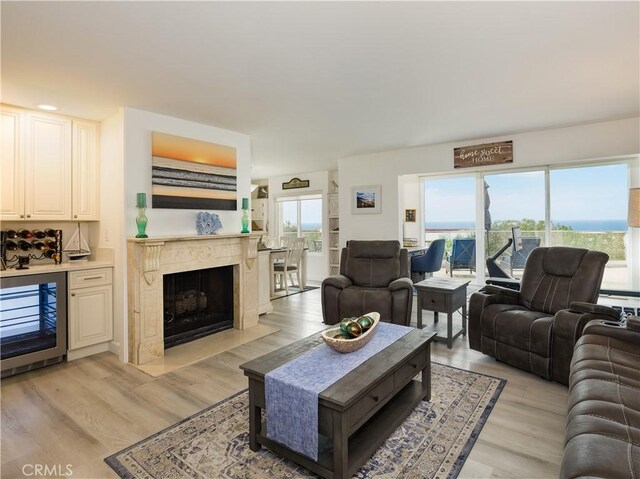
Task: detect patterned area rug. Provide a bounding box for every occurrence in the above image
[106,364,505,479]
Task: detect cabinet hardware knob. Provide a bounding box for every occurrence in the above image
[71,293,76,297]
[20,214,24,218]
[411,363,418,369]
[74,215,78,218]
[371,395,379,402]
[26,214,31,218]
[83,276,101,280]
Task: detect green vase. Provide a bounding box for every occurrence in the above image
[241,208,250,233]
[136,207,148,238]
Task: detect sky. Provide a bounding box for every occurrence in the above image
[425,163,628,223]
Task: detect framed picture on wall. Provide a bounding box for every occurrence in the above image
[257,185,269,199]
[351,185,382,214]
[405,209,416,222]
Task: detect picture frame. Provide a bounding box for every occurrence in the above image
[351,185,382,214]
[257,185,269,199]
[405,209,416,223]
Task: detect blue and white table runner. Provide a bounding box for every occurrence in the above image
[265,322,413,460]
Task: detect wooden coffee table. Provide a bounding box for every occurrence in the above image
[240,328,435,479]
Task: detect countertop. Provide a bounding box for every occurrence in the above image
[1,248,114,278]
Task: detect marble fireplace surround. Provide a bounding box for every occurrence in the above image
[127,234,260,365]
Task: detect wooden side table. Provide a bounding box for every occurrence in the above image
[414,277,470,348]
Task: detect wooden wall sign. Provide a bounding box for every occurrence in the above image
[454,141,513,169]
[282,177,310,190]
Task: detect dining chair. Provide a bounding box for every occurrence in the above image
[273,237,305,295]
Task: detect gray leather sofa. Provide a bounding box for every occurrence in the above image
[321,240,413,326]
[561,319,640,478]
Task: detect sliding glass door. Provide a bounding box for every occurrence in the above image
[483,171,546,280]
[424,176,476,279]
[421,160,634,289]
[550,164,628,289]
[277,195,323,253]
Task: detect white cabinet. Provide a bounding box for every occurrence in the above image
[1,106,25,220]
[68,268,113,357]
[25,112,72,220]
[0,105,100,222]
[72,120,100,220]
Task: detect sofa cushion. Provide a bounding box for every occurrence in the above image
[480,304,553,356]
[338,287,392,321]
[344,241,401,288]
[519,248,608,315]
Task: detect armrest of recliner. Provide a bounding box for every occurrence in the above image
[569,301,620,321]
[581,319,640,345]
[551,305,620,385]
[322,275,353,290]
[389,277,413,291]
[480,284,521,298]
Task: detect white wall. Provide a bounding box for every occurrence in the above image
[123,107,252,236]
[99,107,252,362]
[339,117,640,247]
[268,170,329,282]
[400,175,421,241]
[97,109,127,361]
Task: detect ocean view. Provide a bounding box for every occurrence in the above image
[424,220,627,232]
[300,220,627,232]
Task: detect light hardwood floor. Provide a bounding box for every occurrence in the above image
[1,289,567,479]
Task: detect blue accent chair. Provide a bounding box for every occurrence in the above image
[448,238,476,276]
[410,239,446,282]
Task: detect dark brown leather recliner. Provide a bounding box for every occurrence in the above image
[321,240,413,326]
[469,246,618,385]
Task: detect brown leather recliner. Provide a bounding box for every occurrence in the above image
[468,246,618,385]
[322,240,413,326]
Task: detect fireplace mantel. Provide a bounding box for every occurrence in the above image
[127,233,261,365]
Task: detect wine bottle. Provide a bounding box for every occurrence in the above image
[5,229,17,239]
[5,240,18,251]
[44,239,57,248]
[44,249,57,259]
[18,229,32,239]
[31,229,46,239]
[18,240,32,251]
[33,241,47,250]
[44,228,56,238]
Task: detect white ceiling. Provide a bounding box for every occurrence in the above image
[2,1,638,179]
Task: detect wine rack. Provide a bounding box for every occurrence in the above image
[1,229,63,269]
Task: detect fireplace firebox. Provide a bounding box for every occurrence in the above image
[163,266,234,348]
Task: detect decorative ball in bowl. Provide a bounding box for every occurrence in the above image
[321,312,380,353]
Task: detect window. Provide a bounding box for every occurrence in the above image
[424,176,476,279]
[277,195,323,253]
[550,164,628,290]
[421,160,636,289]
[483,170,546,280]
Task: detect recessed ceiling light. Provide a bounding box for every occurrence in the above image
[37,104,58,111]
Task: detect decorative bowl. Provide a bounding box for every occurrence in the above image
[321,312,380,353]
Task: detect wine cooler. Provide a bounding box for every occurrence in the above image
[0,272,67,377]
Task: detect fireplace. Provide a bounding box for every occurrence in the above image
[163,266,234,348]
[128,234,259,365]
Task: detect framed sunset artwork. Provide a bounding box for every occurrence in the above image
[151,132,237,210]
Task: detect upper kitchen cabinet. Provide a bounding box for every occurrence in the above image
[1,106,25,220]
[25,112,73,220]
[72,120,100,220]
[0,105,100,221]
